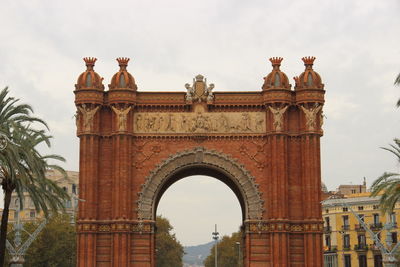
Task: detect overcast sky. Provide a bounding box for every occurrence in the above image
[1,0,400,246]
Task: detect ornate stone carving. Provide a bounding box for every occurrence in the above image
[238,141,268,170]
[77,104,100,132]
[137,147,264,220]
[300,104,322,131]
[268,106,288,131]
[185,75,214,104]
[133,141,162,169]
[111,105,131,131]
[134,112,265,134]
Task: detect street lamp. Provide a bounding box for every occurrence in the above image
[235,241,241,267]
[212,224,219,267]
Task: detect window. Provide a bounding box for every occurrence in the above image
[373,205,379,210]
[325,217,330,227]
[373,213,380,224]
[325,209,329,214]
[344,254,351,267]
[358,206,364,211]
[343,215,349,226]
[30,211,35,218]
[63,186,67,192]
[390,212,396,223]
[392,232,397,244]
[351,189,356,194]
[325,235,331,247]
[72,184,77,194]
[358,234,366,246]
[65,200,72,208]
[358,255,367,267]
[343,234,350,249]
[343,207,348,212]
[374,254,383,267]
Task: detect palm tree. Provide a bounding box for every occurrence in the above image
[371,139,400,214]
[0,88,69,266]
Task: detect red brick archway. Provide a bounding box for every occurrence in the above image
[74,56,325,266]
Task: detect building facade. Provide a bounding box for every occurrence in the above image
[322,192,399,267]
[8,170,79,222]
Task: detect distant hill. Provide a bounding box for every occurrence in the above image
[183,241,214,267]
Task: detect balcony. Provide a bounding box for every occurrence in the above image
[324,245,337,253]
[355,224,366,232]
[354,244,368,251]
[371,244,381,252]
[342,225,350,231]
[370,223,383,231]
[343,244,351,251]
[323,226,332,233]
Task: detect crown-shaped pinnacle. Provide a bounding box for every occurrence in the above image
[269,57,283,67]
[83,57,97,69]
[302,56,316,66]
[116,57,130,69]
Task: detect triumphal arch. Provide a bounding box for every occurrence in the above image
[74,56,325,266]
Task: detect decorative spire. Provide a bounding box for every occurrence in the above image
[302,56,316,68]
[83,57,97,70]
[269,57,283,69]
[293,76,300,87]
[116,57,130,70]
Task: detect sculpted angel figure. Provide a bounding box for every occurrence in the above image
[112,106,131,131]
[78,104,100,131]
[185,83,194,102]
[300,104,322,130]
[206,83,215,102]
[268,106,288,131]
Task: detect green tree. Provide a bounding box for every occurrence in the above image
[204,231,242,267]
[23,214,76,267]
[0,87,69,266]
[371,139,400,213]
[156,215,184,267]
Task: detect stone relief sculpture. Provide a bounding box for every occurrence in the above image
[133,112,265,134]
[300,104,322,131]
[111,105,131,131]
[268,106,288,131]
[185,83,194,103]
[78,104,100,132]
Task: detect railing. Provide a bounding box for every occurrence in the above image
[355,224,366,231]
[342,225,350,231]
[343,244,351,251]
[323,226,332,233]
[354,244,368,251]
[369,223,383,230]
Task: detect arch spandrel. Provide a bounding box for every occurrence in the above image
[136,147,264,221]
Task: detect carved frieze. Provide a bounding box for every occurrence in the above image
[134,112,266,134]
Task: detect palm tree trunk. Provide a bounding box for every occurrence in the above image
[0,189,13,267]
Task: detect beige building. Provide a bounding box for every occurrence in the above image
[8,170,79,222]
[322,190,399,267]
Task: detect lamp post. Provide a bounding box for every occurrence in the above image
[236,241,241,267]
[212,224,219,267]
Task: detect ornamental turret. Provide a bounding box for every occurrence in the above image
[75,57,104,91]
[294,56,325,134]
[262,57,291,90]
[109,57,137,91]
[293,56,324,90]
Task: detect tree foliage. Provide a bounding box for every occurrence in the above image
[156,215,184,267]
[371,139,400,214]
[0,87,69,266]
[204,231,242,267]
[396,73,400,107]
[22,214,76,267]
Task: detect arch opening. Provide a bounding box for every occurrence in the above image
[154,166,247,221]
[137,147,264,222]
